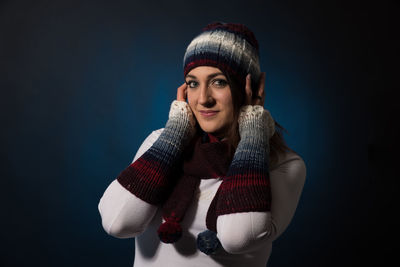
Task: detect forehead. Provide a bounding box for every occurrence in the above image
[186,66,225,77]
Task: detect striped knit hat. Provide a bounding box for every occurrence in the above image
[183,22,262,93]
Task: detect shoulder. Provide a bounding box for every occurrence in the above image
[270,151,307,184]
[145,128,164,144]
[132,128,164,163]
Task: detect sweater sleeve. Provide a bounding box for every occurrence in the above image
[98,100,196,239]
[214,105,306,254]
[216,152,306,254]
[98,129,162,238]
[116,100,196,205]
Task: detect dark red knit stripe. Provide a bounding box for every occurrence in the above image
[116,156,175,204]
[217,179,270,191]
[129,158,168,186]
[216,185,271,214]
[219,178,270,189]
[184,59,240,78]
[225,172,268,180]
[214,171,271,216]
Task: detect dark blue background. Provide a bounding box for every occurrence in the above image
[0,0,391,266]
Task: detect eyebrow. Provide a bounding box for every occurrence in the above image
[185,72,225,80]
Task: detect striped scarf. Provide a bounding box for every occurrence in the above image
[117,102,273,255]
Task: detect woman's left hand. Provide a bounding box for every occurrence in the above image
[245,72,266,106]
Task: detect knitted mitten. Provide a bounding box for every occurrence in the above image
[217,104,275,214]
[198,105,275,255]
[116,100,196,205]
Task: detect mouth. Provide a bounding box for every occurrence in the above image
[199,110,219,118]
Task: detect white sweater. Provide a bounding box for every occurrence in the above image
[98,128,306,267]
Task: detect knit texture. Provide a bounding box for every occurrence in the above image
[158,132,232,244]
[207,105,274,231]
[116,100,195,205]
[116,100,275,254]
[197,230,221,255]
[183,22,261,94]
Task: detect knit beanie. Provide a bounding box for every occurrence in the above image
[183,22,262,95]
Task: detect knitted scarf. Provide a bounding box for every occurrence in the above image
[157,132,233,243]
[117,102,273,255]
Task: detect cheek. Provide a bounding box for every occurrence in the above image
[186,92,196,110]
[217,92,234,112]
[219,94,235,121]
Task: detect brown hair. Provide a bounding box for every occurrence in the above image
[223,71,296,168]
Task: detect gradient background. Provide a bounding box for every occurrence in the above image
[0,0,393,266]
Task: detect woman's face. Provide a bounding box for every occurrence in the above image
[185,66,234,138]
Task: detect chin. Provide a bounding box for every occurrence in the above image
[198,123,228,137]
[198,123,220,134]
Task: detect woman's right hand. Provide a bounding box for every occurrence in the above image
[176,81,197,126]
[169,82,197,138]
[177,82,188,102]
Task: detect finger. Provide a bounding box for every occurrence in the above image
[177,82,187,101]
[245,74,252,105]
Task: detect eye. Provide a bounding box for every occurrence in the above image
[186,80,198,88]
[211,79,228,88]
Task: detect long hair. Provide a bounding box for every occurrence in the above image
[223,71,296,168]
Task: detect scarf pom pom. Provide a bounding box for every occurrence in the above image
[197,230,221,255]
[157,221,182,243]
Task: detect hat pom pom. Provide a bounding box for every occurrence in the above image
[197,230,221,255]
[157,220,182,243]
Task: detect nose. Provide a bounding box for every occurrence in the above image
[198,84,215,106]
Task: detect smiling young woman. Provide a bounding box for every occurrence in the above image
[185,66,234,139]
[98,22,307,267]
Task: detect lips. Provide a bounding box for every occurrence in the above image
[199,110,219,117]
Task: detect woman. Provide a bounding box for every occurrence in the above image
[98,22,306,267]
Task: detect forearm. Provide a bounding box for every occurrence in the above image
[99,101,195,238]
[215,105,274,218]
[98,130,161,238]
[117,100,195,205]
[213,105,274,253]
